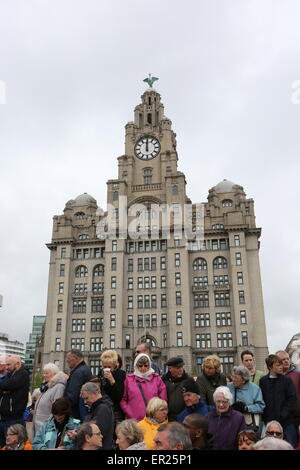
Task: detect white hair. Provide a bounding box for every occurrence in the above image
[253,437,293,450]
[213,386,233,405]
[264,420,283,436]
[43,363,59,374]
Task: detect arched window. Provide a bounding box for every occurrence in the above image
[172,185,178,195]
[78,234,89,239]
[140,335,157,347]
[113,191,119,201]
[222,200,233,207]
[75,265,88,278]
[193,258,208,271]
[75,212,85,220]
[213,256,228,269]
[93,264,104,277]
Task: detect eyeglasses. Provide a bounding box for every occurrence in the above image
[137,364,148,369]
[266,431,282,437]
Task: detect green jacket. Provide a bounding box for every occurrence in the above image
[32,416,80,450]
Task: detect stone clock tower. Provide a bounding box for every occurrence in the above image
[41,78,268,376]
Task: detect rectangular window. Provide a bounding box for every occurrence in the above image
[57,300,63,312]
[196,334,211,349]
[240,310,247,324]
[110,314,116,328]
[234,235,240,247]
[212,239,218,250]
[111,257,117,271]
[174,237,180,247]
[176,291,182,305]
[128,296,133,309]
[111,295,116,308]
[145,314,150,328]
[94,248,102,259]
[175,272,181,286]
[220,239,227,250]
[83,248,89,259]
[61,247,66,258]
[151,257,156,271]
[110,335,116,348]
[144,295,150,308]
[92,282,103,294]
[217,332,233,348]
[151,294,157,308]
[194,293,209,307]
[55,338,61,352]
[195,313,210,327]
[56,319,62,332]
[163,333,167,348]
[215,292,230,307]
[90,359,101,375]
[111,276,117,289]
[161,294,167,308]
[151,276,156,289]
[239,290,245,304]
[125,334,131,349]
[237,272,244,284]
[138,315,143,328]
[92,298,104,312]
[175,253,180,267]
[91,318,101,331]
[193,276,208,288]
[216,312,232,327]
[128,315,133,327]
[144,277,150,289]
[71,338,85,351]
[137,277,143,289]
[128,258,134,272]
[235,252,242,265]
[161,313,167,326]
[177,332,183,347]
[59,264,65,276]
[151,314,157,327]
[72,318,86,332]
[176,311,182,325]
[161,276,167,288]
[160,256,166,270]
[128,277,133,290]
[72,299,86,313]
[242,331,248,346]
[112,240,117,252]
[90,337,101,352]
[137,295,143,309]
[58,282,64,294]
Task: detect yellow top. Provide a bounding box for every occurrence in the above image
[138,416,168,450]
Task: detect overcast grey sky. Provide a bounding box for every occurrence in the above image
[0,0,299,354]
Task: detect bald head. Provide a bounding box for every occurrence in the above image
[6,355,22,373]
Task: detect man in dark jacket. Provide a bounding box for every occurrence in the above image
[81,382,114,450]
[176,379,213,423]
[0,355,29,447]
[183,414,214,450]
[259,354,297,447]
[64,349,91,420]
[162,357,194,421]
[276,350,300,448]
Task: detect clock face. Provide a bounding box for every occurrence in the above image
[134,136,160,160]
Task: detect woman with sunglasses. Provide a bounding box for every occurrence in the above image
[120,354,167,422]
[264,420,284,439]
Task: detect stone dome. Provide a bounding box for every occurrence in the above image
[73,193,96,206]
[213,179,240,194]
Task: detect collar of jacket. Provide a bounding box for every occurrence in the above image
[69,361,85,375]
[212,407,233,418]
[186,399,206,412]
[166,371,188,383]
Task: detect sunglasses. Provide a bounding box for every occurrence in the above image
[266,431,282,437]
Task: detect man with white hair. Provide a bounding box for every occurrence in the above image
[0,355,7,382]
[0,355,29,447]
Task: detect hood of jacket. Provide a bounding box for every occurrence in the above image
[48,371,67,389]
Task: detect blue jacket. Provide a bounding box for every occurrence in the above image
[176,399,213,423]
[227,381,265,414]
[32,416,80,450]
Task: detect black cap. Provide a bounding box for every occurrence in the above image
[181,379,200,395]
[166,357,185,367]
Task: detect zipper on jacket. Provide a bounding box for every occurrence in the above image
[10,398,12,413]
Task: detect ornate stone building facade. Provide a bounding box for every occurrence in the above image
[42,84,268,374]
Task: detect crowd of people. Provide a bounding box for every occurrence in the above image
[0,345,299,451]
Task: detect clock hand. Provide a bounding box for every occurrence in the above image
[146,138,149,152]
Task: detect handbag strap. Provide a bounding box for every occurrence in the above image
[137,382,148,406]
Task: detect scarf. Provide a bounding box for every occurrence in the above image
[133,353,154,379]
